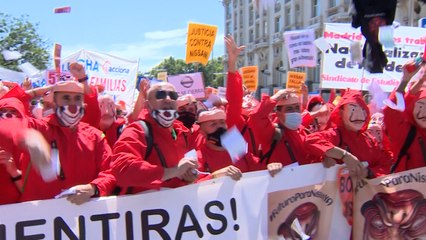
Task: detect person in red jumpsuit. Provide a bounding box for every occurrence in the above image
[384,61,426,172]
[111,82,199,194]
[0,98,27,204]
[305,90,392,178]
[195,108,267,182]
[0,80,116,205]
[224,35,261,157]
[249,88,365,178]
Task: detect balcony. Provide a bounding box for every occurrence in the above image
[309,16,321,25]
[327,6,339,16]
[273,32,283,43]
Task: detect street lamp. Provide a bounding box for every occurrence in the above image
[275,66,286,87]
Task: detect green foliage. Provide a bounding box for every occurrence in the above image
[0,13,49,71]
[148,56,225,88]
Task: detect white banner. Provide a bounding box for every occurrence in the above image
[0,164,350,240]
[321,23,426,92]
[61,49,139,108]
[284,29,317,68]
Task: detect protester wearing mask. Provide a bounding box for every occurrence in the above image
[0,70,116,205]
[111,82,199,194]
[248,89,310,167]
[301,96,332,133]
[98,94,126,148]
[384,61,426,172]
[195,109,265,182]
[305,90,392,178]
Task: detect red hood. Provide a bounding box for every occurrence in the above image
[307,95,325,111]
[405,89,426,126]
[0,97,29,126]
[0,85,31,113]
[330,90,370,132]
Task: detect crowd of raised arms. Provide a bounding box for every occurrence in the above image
[0,35,425,206]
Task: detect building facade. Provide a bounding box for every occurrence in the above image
[222,0,426,94]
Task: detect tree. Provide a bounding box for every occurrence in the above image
[148,56,225,87]
[0,13,49,71]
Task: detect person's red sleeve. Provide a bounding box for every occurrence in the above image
[81,86,101,128]
[248,95,277,153]
[383,90,411,158]
[301,110,314,128]
[235,154,265,172]
[90,136,116,196]
[0,119,26,153]
[226,71,245,129]
[111,122,164,187]
[304,129,338,158]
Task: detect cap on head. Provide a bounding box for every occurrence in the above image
[197,108,226,123]
[53,81,84,94]
[276,93,299,106]
[177,94,197,108]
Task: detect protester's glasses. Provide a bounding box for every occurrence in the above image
[156,90,178,100]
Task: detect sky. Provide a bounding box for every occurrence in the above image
[0,0,225,73]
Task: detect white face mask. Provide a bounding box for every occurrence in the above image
[284,112,302,130]
[151,109,178,128]
[56,105,84,128]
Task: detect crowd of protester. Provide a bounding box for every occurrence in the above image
[0,35,425,206]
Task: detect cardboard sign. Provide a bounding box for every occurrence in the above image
[286,71,306,94]
[167,72,206,99]
[157,71,167,81]
[240,66,259,92]
[185,22,218,65]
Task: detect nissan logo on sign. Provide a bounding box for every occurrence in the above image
[181,76,194,88]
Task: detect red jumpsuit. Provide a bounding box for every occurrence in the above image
[249,95,312,166]
[383,90,426,172]
[226,72,260,156]
[0,116,115,202]
[111,110,192,193]
[103,117,126,148]
[0,98,26,204]
[196,144,263,181]
[305,91,392,177]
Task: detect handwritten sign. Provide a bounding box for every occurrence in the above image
[286,71,306,94]
[157,71,167,81]
[240,66,258,92]
[185,22,217,65]
[284,29,317,68]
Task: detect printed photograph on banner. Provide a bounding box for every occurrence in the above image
[286,71,306,95]
[353,166,426,240]
[185,22,217,65]
[283,29,317,68]
[240,66,259,92]
[268,182,336,239]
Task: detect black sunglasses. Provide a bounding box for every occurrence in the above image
[155,90,178,100]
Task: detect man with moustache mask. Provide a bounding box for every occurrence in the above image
[250,88,377,179]
[384,61,426,173]
[111,82,199,194]
[305,90,392,178]
[0,71,116,205]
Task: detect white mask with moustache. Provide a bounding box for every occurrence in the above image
[151,109,179,128]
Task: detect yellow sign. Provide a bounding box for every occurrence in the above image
[157,71,167,81]
[286,71,306,95]
[185,22,218,65]
[240,66,259,92]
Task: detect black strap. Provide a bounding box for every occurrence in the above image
[418,137,426,164]
[260,125,283,164]
[241,124,258,156]
[284,140,297,163]
[390,126,417,173]
[116,124,125,139]
[138,120,154,160]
